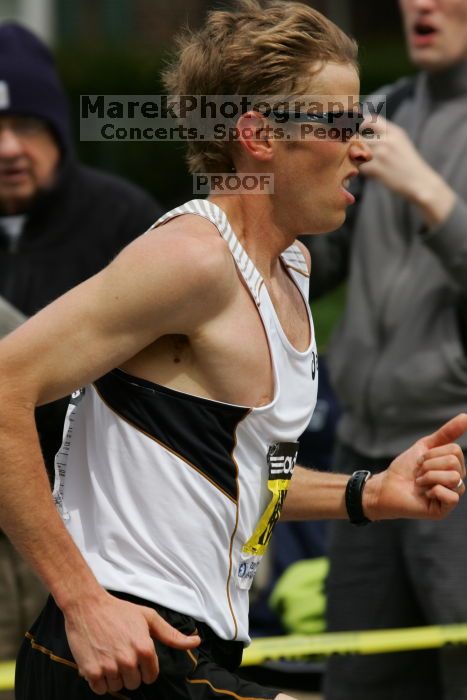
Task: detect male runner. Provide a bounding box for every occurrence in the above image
[0,2,465,699]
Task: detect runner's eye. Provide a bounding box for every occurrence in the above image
[269,110,364,137]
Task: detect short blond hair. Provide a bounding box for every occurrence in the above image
[163,0,358,173]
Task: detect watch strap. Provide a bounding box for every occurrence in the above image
[345,470,372,526]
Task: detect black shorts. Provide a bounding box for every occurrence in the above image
[15,592,280,699]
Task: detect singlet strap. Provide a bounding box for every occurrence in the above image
[281,244,310,279]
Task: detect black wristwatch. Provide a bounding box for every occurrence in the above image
[345,470,372,526]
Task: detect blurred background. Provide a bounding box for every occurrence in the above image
[0,0,415,348]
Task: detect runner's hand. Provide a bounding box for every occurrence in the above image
[64,591,200,695]
[363,413,467,521]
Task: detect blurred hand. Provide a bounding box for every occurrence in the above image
[358,115,456,227]
[364,413,467,521]
[358,115,432,196]
[64,591,200,695]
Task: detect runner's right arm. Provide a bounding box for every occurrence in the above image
[0,223,235,695]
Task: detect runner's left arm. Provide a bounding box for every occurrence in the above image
[281,414,466,521]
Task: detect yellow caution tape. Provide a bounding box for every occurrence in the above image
[0,660,15,691]
[3,624,467,689]
[242,623,467,666]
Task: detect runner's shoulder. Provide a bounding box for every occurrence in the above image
[141,213,238,300]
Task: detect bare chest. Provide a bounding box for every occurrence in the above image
[121,268,310,408]
[264,268,310,352]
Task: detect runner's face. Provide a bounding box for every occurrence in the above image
[272,62,370,236]
[0,116,60,214]
[399,0,467,70]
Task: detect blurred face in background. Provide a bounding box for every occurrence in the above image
[399,0,467,70]
[0,115,60,215]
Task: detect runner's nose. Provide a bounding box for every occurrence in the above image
[349,138,372,165]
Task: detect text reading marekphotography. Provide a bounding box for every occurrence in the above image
[80,94,386,142]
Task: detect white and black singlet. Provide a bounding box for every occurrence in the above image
[53,199,318,643]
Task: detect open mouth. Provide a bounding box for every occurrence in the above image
[341,170,358,190]
[0,168,29,182]
[340,172,358,205]
[412,21,439,43]
[414,23,437,36]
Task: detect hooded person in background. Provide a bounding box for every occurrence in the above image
[0,23,163,691]
[303,1,467,699]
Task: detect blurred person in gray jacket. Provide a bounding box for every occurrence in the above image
[304,1,467,699]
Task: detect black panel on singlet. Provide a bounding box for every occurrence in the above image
[93,369,250,502]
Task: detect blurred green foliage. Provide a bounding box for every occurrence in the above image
[55,36,415,349]
[311,284,347,353]
[56,43,193,209]
[359,39,415,94]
